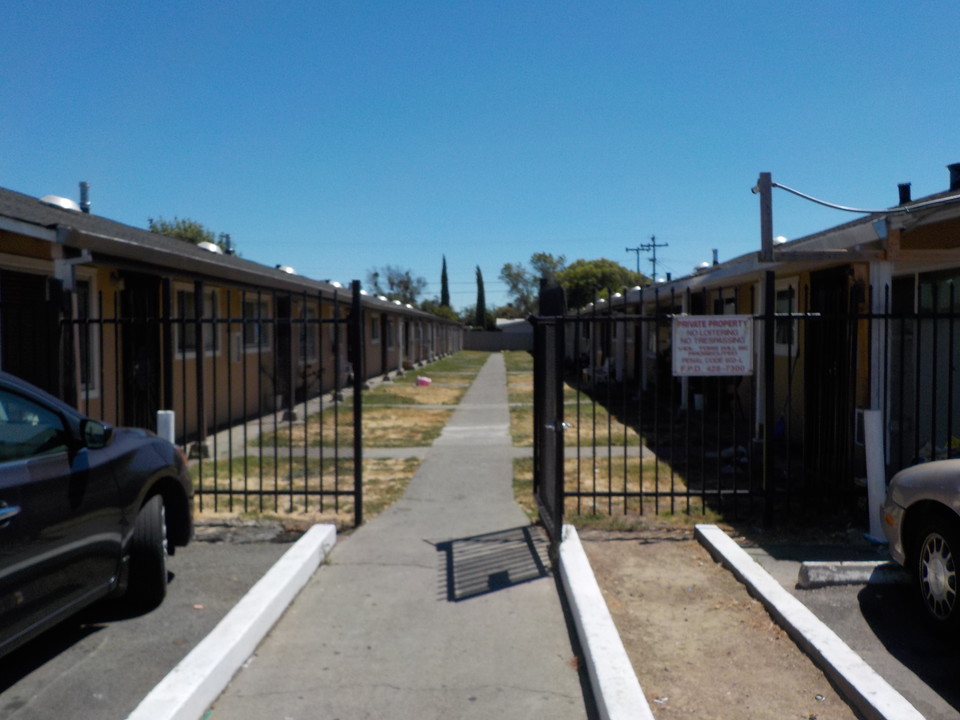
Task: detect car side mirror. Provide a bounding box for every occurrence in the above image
[81,419,113,449]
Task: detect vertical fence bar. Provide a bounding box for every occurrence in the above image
[319,291,327,514]
[914,298,923,463]
[574,309,583,515]
[226,289,234,512]
[590,294,598,515]
[668,287,676,515]
[621,290,629,514]
[333,289,341,513]
[350,280,364,527]
[210,289,219,512]
[633,302,644,516]
[949,283,956,458]
[763,270,775,524]
[653,286,661,516]
[241,291,249,514]
[302,291,311,512]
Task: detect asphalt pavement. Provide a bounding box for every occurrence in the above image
[0,536,290,720]
[742,540,960,719]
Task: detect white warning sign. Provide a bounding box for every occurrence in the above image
[672,316,753,376]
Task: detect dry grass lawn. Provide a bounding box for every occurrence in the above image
[192,455,421,528]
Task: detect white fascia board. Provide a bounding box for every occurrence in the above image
[0,216,57,242]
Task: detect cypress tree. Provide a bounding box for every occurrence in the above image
[441,255,450,308]
[475,265,486,328]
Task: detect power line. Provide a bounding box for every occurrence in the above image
[626,235,668,280]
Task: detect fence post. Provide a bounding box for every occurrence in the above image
[350,280,364,527]
[763,270,775,524]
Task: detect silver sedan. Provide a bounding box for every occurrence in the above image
[882,459,960,629]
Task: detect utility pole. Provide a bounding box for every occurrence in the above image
[624,246,642,275]
[640,235,668,281]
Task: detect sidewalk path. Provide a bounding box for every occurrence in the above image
[209,353,589,719]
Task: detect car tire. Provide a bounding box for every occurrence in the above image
[126,495,168,611]
[913,513,960,630]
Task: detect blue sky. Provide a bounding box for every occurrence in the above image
[3,2,959,309]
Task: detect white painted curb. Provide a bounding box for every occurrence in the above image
[126,523,337,720]
[695,524,923,720]
[558,524,655,720]
[798,560,910,589]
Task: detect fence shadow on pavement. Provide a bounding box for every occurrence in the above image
[435,526,551,602]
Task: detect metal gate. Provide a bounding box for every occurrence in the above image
[531,314,565,545]
[528,278,899,534]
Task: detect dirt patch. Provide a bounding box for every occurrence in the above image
[581,526,859,720]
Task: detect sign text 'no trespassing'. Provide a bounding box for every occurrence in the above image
[672,316,753,376]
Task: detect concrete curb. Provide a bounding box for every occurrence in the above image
[695,524,923,720]
[558,524,655,720]
[797,560,910,589]
[125,524,337,720]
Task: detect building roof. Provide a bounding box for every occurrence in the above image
[0,186,448,322]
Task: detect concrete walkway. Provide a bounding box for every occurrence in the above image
[208,354,589,719]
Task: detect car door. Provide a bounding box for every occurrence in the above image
[0,387,123,651]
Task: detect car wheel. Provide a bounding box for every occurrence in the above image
[126,495,168,610]
[914,515,960,628]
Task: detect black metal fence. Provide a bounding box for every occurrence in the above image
[2,278,366,525]
[533,279,960,527]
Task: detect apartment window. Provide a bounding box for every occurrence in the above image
[919,271,960,312]
[775,280,798,356]
[243,299,271,349]
[177,288,219,355]
[371,314,381,344]
[300,307,319,363]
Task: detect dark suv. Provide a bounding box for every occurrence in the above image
[0,371,193,657]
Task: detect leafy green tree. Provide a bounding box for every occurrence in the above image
[148,216,234,252]
[498,262,535,315]
[367,265,428,306]
[529,252,566,286]
[420,298,459,322]
[440,256,450,308]
[499,252,566,315]
[557,258,646,309]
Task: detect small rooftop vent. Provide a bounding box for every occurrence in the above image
[40,195,81,212]
[949,163,960,192]
[198,241,224,254]
[330,281,342,288]
[275,264,297,274]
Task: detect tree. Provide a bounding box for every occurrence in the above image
[499,252,566,316]
[367,265,428,306]
[420,297,458,322]
[498,262,535,316]
[440,256,450,308]
[475,266,489,329]
[557,258,646,309]
[148,216,234,253]
[530,252,566,286]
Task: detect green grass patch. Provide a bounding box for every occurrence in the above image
[503,350,534,372]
